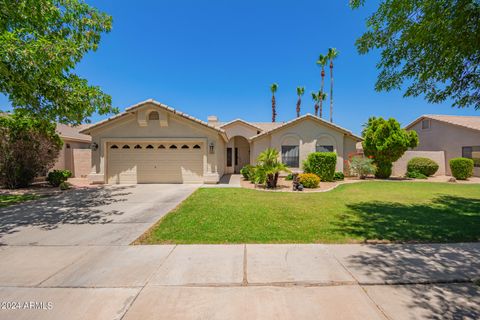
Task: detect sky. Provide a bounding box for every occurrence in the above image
[1,0,478,135]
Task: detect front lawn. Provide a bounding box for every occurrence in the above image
[0,194,39,207]
[137,182,480,244]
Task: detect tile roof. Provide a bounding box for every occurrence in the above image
[56,124,91,142]
[405,115,480,132]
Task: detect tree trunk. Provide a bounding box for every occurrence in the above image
[314,103,319,117]
[320,68,325,118]
[272,95,276,122]
[296,97,301,117]
[330,61,334,122]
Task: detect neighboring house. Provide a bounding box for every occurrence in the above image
[405,115,480,177]
[80,99,361,184]
[52,124,92,178]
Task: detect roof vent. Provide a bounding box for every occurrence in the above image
[208,115,219,125]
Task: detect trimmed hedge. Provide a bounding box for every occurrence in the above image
[47,170,72,187]
[303,152,337,182]
[298,173,320,188]
[449,158,474,180]
[407,157,439,176]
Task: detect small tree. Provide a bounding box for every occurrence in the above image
[0,113,62,188]
[362,117,418,178]
[255,148,289,188]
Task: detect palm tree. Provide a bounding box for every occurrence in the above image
[270,83,278,122]
[316,54,328,118]
[318,92,327,118]
[296,86,305,117]
[327,48,339,122]
[256,148,290,188]
[311,91,319,117]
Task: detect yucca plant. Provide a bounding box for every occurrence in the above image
[255,148,290,188]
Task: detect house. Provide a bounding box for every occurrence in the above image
[52,124,92,178]
[405,115,480,177]
[79,99,362,184]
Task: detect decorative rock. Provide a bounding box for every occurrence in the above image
[448,177,457,183]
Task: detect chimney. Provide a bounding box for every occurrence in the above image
[207,115,219,126]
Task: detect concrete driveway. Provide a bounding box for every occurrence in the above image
[0,184,199,245]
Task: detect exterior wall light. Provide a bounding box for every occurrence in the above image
[90,142,98,151]
[209,142,215,154]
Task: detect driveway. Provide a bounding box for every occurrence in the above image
[0,184,199,245]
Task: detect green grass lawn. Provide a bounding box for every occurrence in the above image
[137,182,480,244]
[0,194,39,207]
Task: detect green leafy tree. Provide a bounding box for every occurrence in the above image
[0,0,117,125]
[255,148,290,188]
[296,86,305,117]
[326,48,339,122]
[270,83,278,122]
[362,117,418,178]
[316,54,328,118]
[351,0,480,109]
[0,112,62,188]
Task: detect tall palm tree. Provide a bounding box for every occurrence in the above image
[296,86,305,117]
[327,48,339,122]
[319,92,327,118]
[270,83,278,122]
[311,91,319,117]
[316,54,328,118]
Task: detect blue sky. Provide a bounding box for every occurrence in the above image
[1,0,478,135]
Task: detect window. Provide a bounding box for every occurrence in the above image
[148,111,159,120]
[146,145,154,149]
[227,148,232,167]
[235,148,238,166]
[462,146,480,167]
[134,144,142,149]
[122,145,130,149]
[316,145,334,152]
[422,119,431,130]
[110,144,119,149]
[193,144,201,149]
[181,145,189,149]
[281,145,299,167]
[169,144,177,149]
[158,145,165,149]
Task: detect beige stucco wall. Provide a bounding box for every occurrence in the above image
[392,150,446,177]
[223,122,259,140]
[250,118,359,172]
[72,149,92,178]
[409,119,480,176]
[88,105,225,183]
[52,139,91,177]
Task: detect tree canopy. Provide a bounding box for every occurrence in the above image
[351,0,480,110]
[0,0,117,125]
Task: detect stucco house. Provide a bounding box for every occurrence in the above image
[80,99,362,184]
[405,115,480,177]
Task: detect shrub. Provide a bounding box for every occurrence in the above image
[407,157,439,176]
[303,152,337,182]
[47,170,72,187]
[0,113,62,188]
[285,173,294,181]
[255,148,290,188]
[449,158,474,180]
[59,181,70,190]
[405,170,427,179]
[240,165,255,180]
[349,156,376,179]
[297,173,320,188]
[333,172,344,181]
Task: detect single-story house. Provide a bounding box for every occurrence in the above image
[405,115,480,177]
[80,99,362,184]
[52,124,92,178]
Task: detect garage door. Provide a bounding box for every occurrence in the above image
[107,142,204,184]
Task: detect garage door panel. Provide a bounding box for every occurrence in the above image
[107,144,203,184]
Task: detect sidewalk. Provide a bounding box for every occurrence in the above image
[0,243,478,319]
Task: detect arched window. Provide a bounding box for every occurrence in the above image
[158,145,165,149]
[110,144,119,149]
[134,144,142,149]
[146,145,154,149]
[193,144,201,149]
[148,111,159,120]
[122,145,130,149]
[169,144,177,149]
[181,144,189,149]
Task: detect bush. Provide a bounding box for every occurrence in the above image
[449,158,474,180]
[405,170,427,179]
[333,172,344,181]
[297,173,320,188]
[349,156,376,179]
[375,162,393,179]
[47,170,72,187]
[303,152,337,182]
[59,181,70,190]
[240,165,255,180]
[407,157,439,176]
[285,173,294,181]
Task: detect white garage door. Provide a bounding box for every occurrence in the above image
[107,142,204,184]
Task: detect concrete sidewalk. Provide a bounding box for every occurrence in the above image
[0,243,478,319]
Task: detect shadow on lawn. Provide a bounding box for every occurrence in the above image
[0,186,134,239]
[336,195,480,243]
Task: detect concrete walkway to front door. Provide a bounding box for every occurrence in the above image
[203,174,242,188]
